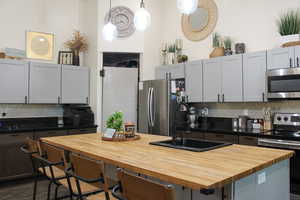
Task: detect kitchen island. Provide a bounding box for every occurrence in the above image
[42,133,294,200]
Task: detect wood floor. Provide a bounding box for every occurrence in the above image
[0,178,115,200]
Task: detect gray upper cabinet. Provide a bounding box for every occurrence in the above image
[155,64,185,80]
[203,57,222,102]
[0,60,29,104]
[61,65,89,104]
[267,47,294,70]
[185,60,203,102]
[221,55,243,102]
[243,51,267,102]
[29,62,61,104]
[295,46,300,68]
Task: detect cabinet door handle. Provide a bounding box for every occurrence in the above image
[262,92,265,102]
[25,96,28,104]
[86,97,89,104]
[297,57,299,67]
[58,97,61,104]
[290,58,293,68]
[217,94,220,103]
[222,94,225,103]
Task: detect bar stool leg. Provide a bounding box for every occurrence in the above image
[32,175,38,200]
[105,191,110,200]
[47,181,53,200]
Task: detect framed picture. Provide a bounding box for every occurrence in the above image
[58,51,73,65]
[26,31,54,60]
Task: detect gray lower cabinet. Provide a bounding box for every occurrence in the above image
[243,51,267,102]
[267,47,294,70]
[221,55,243,102]
[185,60,203,102]
[239,136,258,146]
[0,132,34,181]
[205,132,238,144]
[203,57,222,102]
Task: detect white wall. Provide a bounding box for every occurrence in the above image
[162,0,300,61]
[0,0,82,63]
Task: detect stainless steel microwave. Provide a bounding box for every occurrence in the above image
[267,68,300,99]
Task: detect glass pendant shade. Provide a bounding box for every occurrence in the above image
[102,22,118,42]
[177,0,198,15]
[134,7,151,31]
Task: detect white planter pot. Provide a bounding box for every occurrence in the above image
[280,34,300,45]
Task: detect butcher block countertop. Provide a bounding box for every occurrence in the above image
[41,133,294,190]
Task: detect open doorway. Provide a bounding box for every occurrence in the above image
[101,52,140,131]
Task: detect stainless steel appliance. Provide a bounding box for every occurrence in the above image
[63,105,94,127]
[138,76,185,136]
[267,68,300,99]
[258,113,300,195]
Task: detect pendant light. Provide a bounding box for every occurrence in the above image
[177,0,198,15]
[102,0,118,41]
[134,0,151,31]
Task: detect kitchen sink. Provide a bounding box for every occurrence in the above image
[150,139,232,152]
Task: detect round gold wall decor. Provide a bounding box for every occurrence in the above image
[181,0,218,41]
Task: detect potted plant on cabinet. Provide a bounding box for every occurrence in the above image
[277,9,300,47]
[210,33,224,58]
[224,37,233,56]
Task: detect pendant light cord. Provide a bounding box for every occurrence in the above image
[140,0,145,8]
[109,0,112,21]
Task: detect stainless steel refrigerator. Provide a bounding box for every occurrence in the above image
[138,79,185,136]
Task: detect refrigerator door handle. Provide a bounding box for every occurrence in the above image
[147,88,152,126]
[151,88,155,127]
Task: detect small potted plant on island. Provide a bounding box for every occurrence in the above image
[210,33,224,58]
[277,9,300,47]
[106,111,124,137]
[224,37,233,56]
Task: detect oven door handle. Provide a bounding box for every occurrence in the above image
[258,139,300,150]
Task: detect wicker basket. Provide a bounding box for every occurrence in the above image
[282,41,300,48]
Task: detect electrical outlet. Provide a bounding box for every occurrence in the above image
[258,172,266,185]
[243,109,249,116]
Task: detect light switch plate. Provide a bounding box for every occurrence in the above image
[258,172,266,185]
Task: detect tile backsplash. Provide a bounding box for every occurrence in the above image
[0,104,63,118]
[193,101,300,119]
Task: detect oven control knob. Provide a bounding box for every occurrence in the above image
[277,117,282,121]
[284,117,289,121]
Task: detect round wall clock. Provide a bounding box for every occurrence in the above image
[181,0,218,41]
[105,6,135,39]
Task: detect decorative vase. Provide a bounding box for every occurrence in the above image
[209,47,225,58]
[72,51,80,66]
[167,53,176,64]
[224,49,233,56]
[280,34,300,46]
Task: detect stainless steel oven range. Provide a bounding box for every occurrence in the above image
[258,113,300,195]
